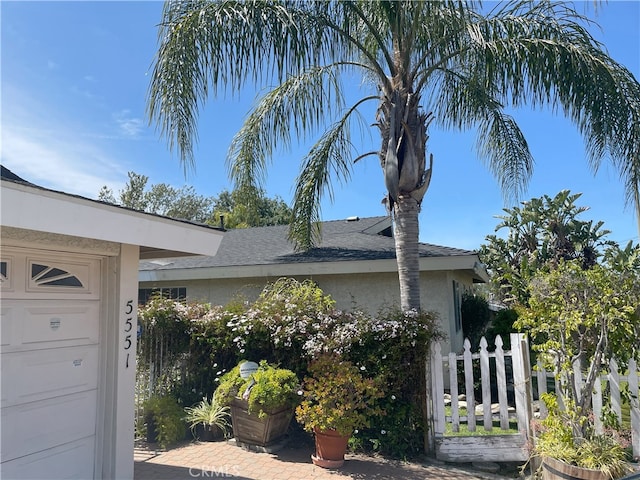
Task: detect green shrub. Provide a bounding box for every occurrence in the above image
[347,307,442,458]
[217,360,300,418]
[143,395,187,448]
[461,293,490,349]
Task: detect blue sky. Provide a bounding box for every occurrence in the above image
[2,0,639,250]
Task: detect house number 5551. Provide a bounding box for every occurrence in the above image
[124,300,134,368]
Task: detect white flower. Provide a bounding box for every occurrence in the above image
[297,390,303,396]
[391,395,396,400]
[381,430,386,435]
[360,366,366,371]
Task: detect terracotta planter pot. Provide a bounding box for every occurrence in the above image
[542,456,609,480]
[311,428,350,469]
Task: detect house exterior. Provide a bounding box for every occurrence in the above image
[0,168,224,480]
[139,216,489,354]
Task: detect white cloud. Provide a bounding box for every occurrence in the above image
[1,123,127,198]
[1,84,129,198]
[113,110,144,137]
[0,82,158,200]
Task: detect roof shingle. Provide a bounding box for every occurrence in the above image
[139,216,477,271]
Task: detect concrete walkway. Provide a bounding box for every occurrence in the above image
[134,439,518,480]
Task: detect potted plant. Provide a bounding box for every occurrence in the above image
[142,395,187,449]
[295,354,383,468]
[184,391,231,441]
[217,360,300,447]
[530,393,632,480]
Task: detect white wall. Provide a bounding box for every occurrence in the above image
[101,244,139,480]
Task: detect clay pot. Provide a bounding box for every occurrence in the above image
[311,428,350,468]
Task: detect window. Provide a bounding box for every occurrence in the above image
[31,263,83,287]
[138,287,187,305]
[0,261,7,283]
[452,280,462,332]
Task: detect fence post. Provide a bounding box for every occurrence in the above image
[449,351,460,432]
[480,337,492,431]
[610,358,622,423]
[495,335,509,430]
[592,374,604,434]
[511,333,533,440]
[426,341,444,454]
[463,339,476,432]
[536,361,548,419]
[629,358,639,460]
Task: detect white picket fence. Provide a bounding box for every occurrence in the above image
[535,357,640,459]
[429,333,640,462]
[430,333,531,462]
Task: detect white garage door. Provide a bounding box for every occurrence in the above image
[1,247,103,480]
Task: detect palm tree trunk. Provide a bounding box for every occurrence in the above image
[393,194,421,311]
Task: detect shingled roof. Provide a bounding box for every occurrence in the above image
[139,216,480,272]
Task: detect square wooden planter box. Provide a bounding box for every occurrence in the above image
[230,398,293,446]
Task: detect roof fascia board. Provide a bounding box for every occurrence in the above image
[1,181,223,257]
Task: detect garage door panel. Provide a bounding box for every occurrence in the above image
[0,437,95,480]
[0,301,100,353]
[2,345,99,407]
[1,305,12,347]
[22,302,100,346]
[1,390,97,463]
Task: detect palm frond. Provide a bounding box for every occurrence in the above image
[289,108,358,250]
[460,0,640,201]
[477,110,534,203]
[147,0,342,168]
[226,64,345,194]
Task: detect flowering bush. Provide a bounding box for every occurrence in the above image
[225,278,369,373]
[295,354,384,436]
[347,307,443,457]
[137,280,443,457]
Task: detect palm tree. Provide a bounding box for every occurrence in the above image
[147,0,640,312]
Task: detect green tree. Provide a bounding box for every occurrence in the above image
[99,172,150,211]
[147,0,640,312]
[515,257,640,428]
[479,190,612,305]
[99,171,215,223]
[212,188,292,228]
[99,172,292,226]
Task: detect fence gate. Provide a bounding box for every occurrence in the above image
[429,333,532,463]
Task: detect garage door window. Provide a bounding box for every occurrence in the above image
[31,263,83,287]
[27,258,91,293]
[1,260,8,283]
